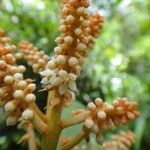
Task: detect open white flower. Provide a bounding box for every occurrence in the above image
[40,69,77,95]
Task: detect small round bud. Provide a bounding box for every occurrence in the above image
[5,101,16,112]
[47,60,56,69]
[84,118,94,129]
[74,28,82,35]
[0,60,7,69]
[64,36,73,44]
[38,59,45,66]
[113,100,119,107]
[66,15,75,24]
[77,7,85,15]
[6,116,18,126]
[54,47,62,54]
[18,65,26,73]
[82,20,90,27]
[77,43,86,51]
[62,7,70,14]
[15,53,22,59]
[13,90,24,99]
[97,111,106,120]
[17,80,27,89]
[59,25,67,33]
[25,94,36,103]
[13,73,23,80]
[55,36,63,44]
[27,83,36,91]
[55,55,66,64]
[68,57,78,67]
[105,104,114,112]
[95,98,103,106]
[4,75,14,84]
[22,109,34,120]
[87,102,96,110]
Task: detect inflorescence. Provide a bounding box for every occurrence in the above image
[18,40,49,73]
[102,131,135,150]
[40,0,103,106]
[0,29,37,126]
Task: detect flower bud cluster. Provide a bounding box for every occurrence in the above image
[83,97,140,143]
[0,31,36,126]
[102,131,135,150]
[85,13,104,48]
[41,0,91,104]
[19,40,49,73]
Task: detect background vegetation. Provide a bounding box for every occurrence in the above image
[0,0,149,150]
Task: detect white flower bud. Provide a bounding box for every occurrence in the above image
[54,47,62,54]
[64,36,73,44]
[13,73,23,80]
[62,7,69,14]
[74,28,82,35]
[38,59,45,66]
[43,55,49,61]
[77,43,86,51]
[13,90,24,99]
[41,77,49,85]
[55,55,66,64]
[81,37,89,44]
[77,7,85,15]
[4,75,14,84]
[0,60,7,69]
[113,100,119,107]
[84,118,94,129]
[47,60,56,69]
[5,101,16,112]
[27,83,36,91]
[105,104,114,112]
[95,98,103,106]
[18,65,26,73]
[68,57,78,67]
[25,94,36,103]
[22,109,34,120]
[82,20,90,27]
[6,116,18,126]
[15,53,22,59]
[97,111,106,120]
[87,102,96,110]
[55,36,63,44]
[66,15,75,24]
[17,80,27,89]
[59,25,67,33]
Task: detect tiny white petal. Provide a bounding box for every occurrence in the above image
[59,84,67,95]
[50,77,63,86]
[40,69,54,76]
[41,77,49,85]
[68,73,77,81]
[68,81,77,91]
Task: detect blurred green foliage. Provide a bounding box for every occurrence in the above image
[0,0,150,150]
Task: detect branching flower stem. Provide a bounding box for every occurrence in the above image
[61,111,90,129]
[42,90,63,150]
[27,123,37,150]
